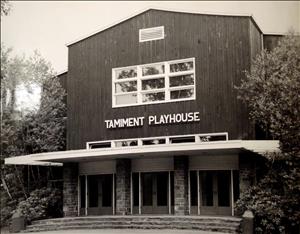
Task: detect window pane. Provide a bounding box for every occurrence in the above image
[142,92,165,102]
[133,173,139,206]
[217,171,230,207]
[88,175,99,207]
[115,93,137,105]
[80,176,86,208]
[201,172,213,206]
[157,172,168,206]
[142,64,165,76]
[199,135,227,142]
[115,81,137,93]
[142,173,153,206]
[142,78,165,90]
[170,88,194,100]
[115,67,137,79]
[170,136,195,144]
[142,139,166,145]
[190,171,198,206]
[170,61,193,73]
[170,74,194,87]
[102,175,112,207]
[90,142,111,149]
[115,140,138,147]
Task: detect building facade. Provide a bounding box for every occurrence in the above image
[6,8,279,217]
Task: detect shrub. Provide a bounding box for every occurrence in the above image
[13,187,62,224]
[235,159,300,234]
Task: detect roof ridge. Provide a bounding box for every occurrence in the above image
[66,7,262,47]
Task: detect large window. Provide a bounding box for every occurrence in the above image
[112,58,195,107]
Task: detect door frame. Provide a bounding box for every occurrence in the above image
[131,171,173,215]
[188,170,235,216]
[78,173,115,216]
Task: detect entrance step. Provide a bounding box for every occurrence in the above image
[23,216,242,233]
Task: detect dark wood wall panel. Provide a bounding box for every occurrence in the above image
[67,10,261,150]
[263,34,283,51]
[57,72,67,105]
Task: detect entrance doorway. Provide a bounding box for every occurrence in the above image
[142,172,168,214]
[190,170,233,216]
[132,172,173,214]
[79,174,114,215]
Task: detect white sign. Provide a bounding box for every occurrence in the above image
[105,112,200,129]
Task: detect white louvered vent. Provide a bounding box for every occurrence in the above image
[139,26,165,42]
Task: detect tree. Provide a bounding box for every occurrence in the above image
[235,35,300,233]
[237,35,300,154]
[0,48,66,226]
[1,0,11,16]
[23,77,66,154]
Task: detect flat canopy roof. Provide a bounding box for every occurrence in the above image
[4,140,279,166]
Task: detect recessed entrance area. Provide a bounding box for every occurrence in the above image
[132,171,174,214]
[77,157,240,216]
[79,174,114,215]
[190,170,238,216]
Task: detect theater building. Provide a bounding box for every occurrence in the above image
[5,8,279,218]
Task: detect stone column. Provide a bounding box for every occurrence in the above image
[174,156,189,215]
[116,159,131,215]
[63,163,78,217]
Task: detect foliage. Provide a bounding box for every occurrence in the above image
[235,157,300,233]
[1,0,11,16]
[1,46,65,227]
[236,34,300,233]
[14,187,63,223]
[22,77,66,153]
[237,35,300,154]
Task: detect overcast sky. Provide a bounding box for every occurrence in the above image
[1,1,300,73]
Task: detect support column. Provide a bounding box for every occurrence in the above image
[139,172,141,215]
[231,170,234,216]
[116,159,131,215]
[174,156,189,215]
[63,163,78,217]
[85,175,88,216]
[197,170,200,215]
[168,171,171,215]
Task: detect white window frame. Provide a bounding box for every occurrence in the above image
[112,58,196,108]
[86,132,229,150]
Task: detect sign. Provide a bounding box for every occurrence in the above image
[105,112,200,129]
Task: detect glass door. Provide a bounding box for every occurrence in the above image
[199,171,231,216]
[141,172,169,214]
[87,174,113,215]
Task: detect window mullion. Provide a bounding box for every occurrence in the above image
[112,70,116,107]
[165,62,170,101]
[137,66,142,104]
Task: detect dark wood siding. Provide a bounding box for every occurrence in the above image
[67,10,260,150]
[57,72,67,105]
[263,34,283,51]
[249,20,262,61]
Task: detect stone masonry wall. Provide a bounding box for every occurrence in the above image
[116,159,131,215]
[174,156,189,215]
[63,162,78,217]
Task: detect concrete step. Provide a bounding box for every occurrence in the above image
[24,225,239,233]
[31,216,241,225]
[24,216,242,234]
[28,220,240,228]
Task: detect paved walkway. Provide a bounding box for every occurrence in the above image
[2,228,227,234]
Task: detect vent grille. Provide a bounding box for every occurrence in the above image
[139,26,165,42]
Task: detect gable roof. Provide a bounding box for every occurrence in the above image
[66,7,263,47]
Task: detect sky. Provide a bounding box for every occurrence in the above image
[1,1,300,74]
